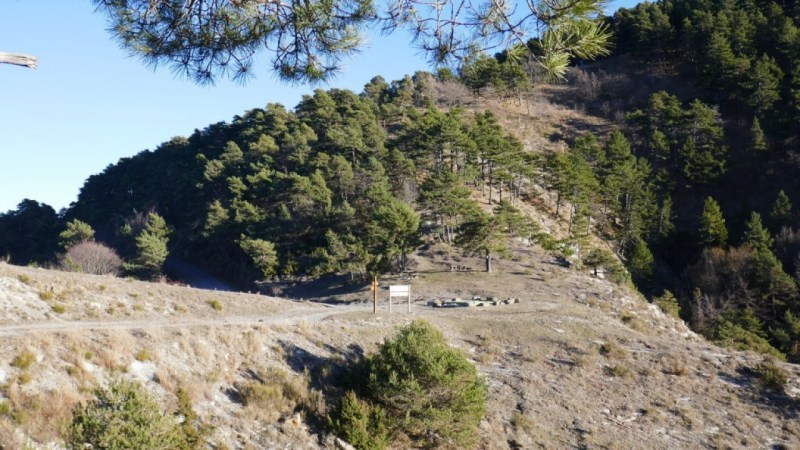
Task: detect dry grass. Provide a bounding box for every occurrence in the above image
[235,367,310,422]
[599,341,628,360]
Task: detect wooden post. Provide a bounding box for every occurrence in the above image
[372,276,378,314]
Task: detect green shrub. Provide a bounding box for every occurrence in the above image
[174,388,211,450]
[653,290,681,319]
[329,391,389,450]
[51,303,67,314]
[712,314,785,360]
[207,299,223,311]
[756,359,788,391]
[67,379,182,450]
[332,320,487,449]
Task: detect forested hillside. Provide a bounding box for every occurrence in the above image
[3,0,800,363]
[3,75,546,288]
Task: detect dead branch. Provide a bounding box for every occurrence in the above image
[0,52,38,69]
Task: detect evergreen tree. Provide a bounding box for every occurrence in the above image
[365,197,421,274]
[656,196,675,240]
[239,236,279,278]
[59,219,95,250]
[418,171,477,244]
[0,199,60,265]
[699,197,728,247]
[126,212,170,279]
[750,117,768,152]
[770,190,792,225]
[773,310,800,361]
[745,54,784,117]
[625,236,654,287]
[743,211,773,252]
[455,209,510,274]
[584,248,616,277]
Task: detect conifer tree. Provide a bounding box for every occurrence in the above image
[699,197,728,247]
[743,212,773,252]
[239,236,279,278]
[770,190,792,225]
[126,212,170,279]
[750,117,768,152]
[626,236,654,287]
[745,54,784,117]
[656,196,675,240]
[59,219,95,249]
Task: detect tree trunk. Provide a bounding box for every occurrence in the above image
[499,180,503,202]
[480,160,486,194]
[488,161,494,204]
[0,52,37,69]
[486,252,492,273]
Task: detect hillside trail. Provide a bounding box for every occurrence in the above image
[0,302,356,337]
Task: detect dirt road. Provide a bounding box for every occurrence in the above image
[0,304,351,337]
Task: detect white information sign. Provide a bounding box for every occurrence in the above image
[388,284,411,313]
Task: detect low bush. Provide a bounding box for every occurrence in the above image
[756,359,788,391]
[67,379,207,450]
[207,299,223,311]
[67,379,180,450]
[331,320,487,449]
[653,290,681,319]
[329,391,389,450]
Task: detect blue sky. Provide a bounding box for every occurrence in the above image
[0,0,639,214]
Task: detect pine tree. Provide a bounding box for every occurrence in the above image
[770,190,792,225]
[745,54,784,117]
[656,196,675,240]
[699,197,728,247]
[239,235,279,278]
[626,236,654,287]
[456,211,506,273]
[126,212,170,279]
[743,211,773,252]
[59,219,95,249]
[750,117,768,152]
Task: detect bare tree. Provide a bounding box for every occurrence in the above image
[61,241,123,276]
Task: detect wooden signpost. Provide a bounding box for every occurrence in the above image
[371,277,379,313]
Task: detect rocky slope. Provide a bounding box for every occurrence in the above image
[0,241,798,449]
